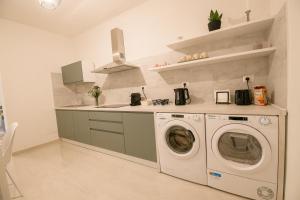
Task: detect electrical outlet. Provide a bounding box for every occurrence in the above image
[182,82,190,87]
[243,75,254,83]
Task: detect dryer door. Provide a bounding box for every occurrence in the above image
[161,120,200,159]
[211,124,272,174]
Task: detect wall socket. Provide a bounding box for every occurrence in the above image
[243,75,254,83]
[182,82,190,87]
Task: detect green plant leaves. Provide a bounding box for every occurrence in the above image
[209,10,223,22]
[88,85,102,98]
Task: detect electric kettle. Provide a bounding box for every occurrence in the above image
[174,86,191,105]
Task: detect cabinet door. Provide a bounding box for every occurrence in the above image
[56,110,75,140]
[61,61,83,84]
[123,113,157,162]
[73,111,90,144]
[90,130,125,153]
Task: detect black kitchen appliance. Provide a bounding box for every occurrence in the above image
[130,93,141,106]
[235,90,251,105]
[174,85,191,106]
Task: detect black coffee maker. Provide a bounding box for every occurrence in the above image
[174,84,191,105]
[130,93,141,106]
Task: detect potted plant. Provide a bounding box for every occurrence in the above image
[208,10,223,31]
[88,85,102,106]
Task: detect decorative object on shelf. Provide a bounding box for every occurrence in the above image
[154,62,169,68]
[178,52,208,63]
[245,0,251,22]
[214,89,231,104]
[39,0,61,10]
[245,10,251,22]
[208,10,223,31]
[253,41,270,50]
[88,85,102,106]
[168,18,274,51]
[254,85,268,106]
[149,48,276,72]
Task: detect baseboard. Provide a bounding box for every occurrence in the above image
[13,136,59,155]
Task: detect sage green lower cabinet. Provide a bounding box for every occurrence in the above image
[89,111,125,153]
[90,130,125,153]
[73,111,90,144]
[123,112,157,162]
[56,110,157,162]
[56,110,75,140]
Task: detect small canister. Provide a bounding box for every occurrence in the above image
[254,86,268,106]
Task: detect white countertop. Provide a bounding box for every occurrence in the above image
[55,103,287,116]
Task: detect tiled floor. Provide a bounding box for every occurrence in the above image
[8,141,247,200]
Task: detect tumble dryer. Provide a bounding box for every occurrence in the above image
[206,114,278,200]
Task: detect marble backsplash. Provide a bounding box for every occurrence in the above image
[51,10,286,108]
[51,53,270,107]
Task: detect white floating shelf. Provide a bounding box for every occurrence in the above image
[148,47,276,72]
[168,17,274,51]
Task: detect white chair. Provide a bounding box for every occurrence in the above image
[0,123,23,199]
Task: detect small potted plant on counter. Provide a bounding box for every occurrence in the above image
[88,85,102,106]
[208,10,223,31]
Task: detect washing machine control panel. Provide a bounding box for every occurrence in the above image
[156,113,202,121]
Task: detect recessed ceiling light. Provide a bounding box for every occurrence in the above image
[39,0,61,10]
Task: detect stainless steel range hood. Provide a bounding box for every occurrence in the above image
[93,28,139,74]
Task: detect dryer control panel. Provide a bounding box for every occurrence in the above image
[206,114,278,132]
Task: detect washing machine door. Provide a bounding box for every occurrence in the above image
[161,120,200,159]
[211,124,272,174]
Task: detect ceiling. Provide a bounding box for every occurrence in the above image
[0,0,147,36]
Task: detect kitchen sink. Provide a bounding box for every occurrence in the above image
[95,104,129,108]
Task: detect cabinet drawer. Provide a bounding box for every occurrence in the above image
[89,121,123,134]
[89,112,123,122]
[90,130,125,153]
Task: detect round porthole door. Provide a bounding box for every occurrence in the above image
[161,120,200,159]
[211,124,272,173]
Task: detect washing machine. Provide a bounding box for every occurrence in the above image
[206,114,278,200]
[155,113,207,185]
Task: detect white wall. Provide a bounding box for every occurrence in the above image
[271,0,287,15]
[285,0,300,199]
[70,0,272,106]
[73,0,270,66]
[0,19,75,151]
